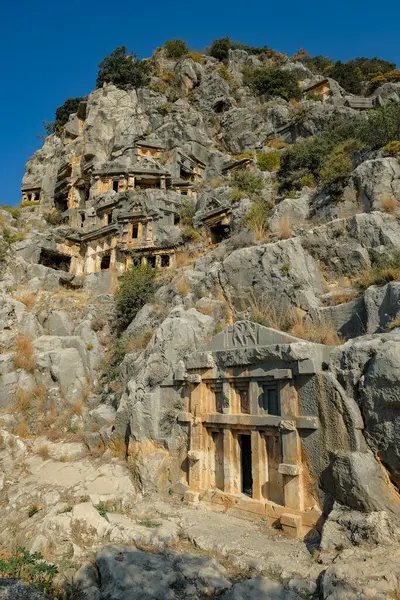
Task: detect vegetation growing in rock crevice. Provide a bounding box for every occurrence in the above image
[115,263,156,331]
[96,46,151,91]
[164,39,188,59]
[243,67,301,100]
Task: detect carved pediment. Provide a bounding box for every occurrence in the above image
[206,321,299,351]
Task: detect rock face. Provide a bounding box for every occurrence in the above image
[3,40,400,599]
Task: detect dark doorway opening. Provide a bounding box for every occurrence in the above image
[55,198,68,213]
[100,253,111,270]
[174,214,181,225]
[210,224,230,244]
[239,434,252,497]
[107,213,112,225]
[113,180,119,192]
[39,248,71,272]
[80,213,86,228]
[132,223,139,239]
[161,254,170,267]
[147,255,156,268]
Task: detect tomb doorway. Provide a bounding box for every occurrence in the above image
[239,434,253,497]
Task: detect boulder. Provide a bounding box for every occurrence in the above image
[353,157,400,212]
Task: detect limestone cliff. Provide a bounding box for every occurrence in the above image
[2,41,400,599]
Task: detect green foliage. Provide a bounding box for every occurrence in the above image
[158,103,172,115]
[231,169,264,195]
[96,46,150,91]
[164,39,188,58]
[43,210,66,225]
[208,37,268,60]
[319,141,360,196]
[1,205,21,219]
[179,198,197,226]
[257,151,280,172]
[384,140,400,156]
[115,263,156,331]
[28,505,40,518]
[208,37,231,61]
[137,520,161,528]
[280,263,290,276]
[2,227,26,244]
[55,97,83,131]
[181,225,201,243]
[305,54,334,75]
[278,137,333,192]
[244,202,269,238]
[243,67,301,100]
[20,200,40,208]
[0,547,58,594]
[95,502,109,520]
[218,64,234,82]
[330,57,396,94]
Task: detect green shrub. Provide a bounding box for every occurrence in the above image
[115,263,156,331]
[330,57,396,94]
[158,103,172,115]
[1,205,21,219]
[96,46,150,91]
[384,140,400,156]
[181,225,201,243]
[179,198,197,226]
[243,67,301,100]
[137,520,161,528]
[231,170,263,195]
[319,140,362,196]
[95,502,109,521]
[0,547,58,594]
[278,137,333,192]
[20,200,40,208]
[2,228,26,244]
[43,210,66,225]
[208,37,231,61]
[218,64,234,82]
[164,39,188,58]
[28,505,40,518]
[298,173,316,188]
[185,51,205,64]
[257,151,280,172]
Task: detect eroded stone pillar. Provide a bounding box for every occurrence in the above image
[223,429,240,494]
[251,430,268,500]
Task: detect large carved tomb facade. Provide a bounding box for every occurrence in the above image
[176,322,333,537]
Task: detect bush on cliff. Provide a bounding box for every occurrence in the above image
[243,67,301,100]
[115,263,156,331]
[96,46,150,91]
[164,39,188,58]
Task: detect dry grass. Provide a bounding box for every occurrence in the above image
[13,388,32,415]
[175,274,190,297]
[322,291,357,306]
[15,420,29,438]
[111,438,127,459]
[277,217,292,240]
[12,291,37,312]
[291,319,342,346]
[175,249,202,268]
[380,196,398,215]
[354,267,399,292]
[90,317,106,331]
[267,138,288,150]
[125,329,155,352]
[197,304,214,316]
[70,400,82,416]
[386,316,400,331]
[244,292,342,345]
[13,335,35,373]
[38,444,50,459]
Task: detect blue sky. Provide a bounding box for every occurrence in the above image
[1,0,399,205]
